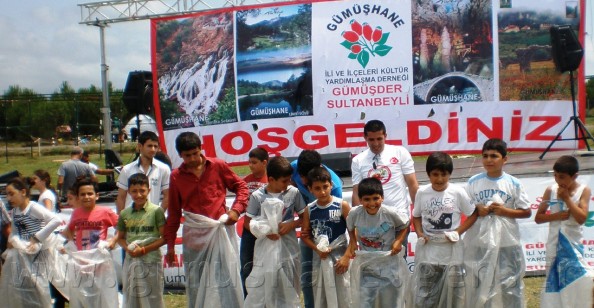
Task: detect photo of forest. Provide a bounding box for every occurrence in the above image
[498,1,580,101]
[235,4,313,121]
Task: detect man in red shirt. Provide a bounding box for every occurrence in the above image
[164,131,249,306]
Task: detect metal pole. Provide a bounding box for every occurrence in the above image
[96,21,112,150]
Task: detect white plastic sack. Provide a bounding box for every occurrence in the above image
[312,234,351,308]
[350,250,410,308]
[65,244,119,308]
[540,192,594,308]
[122,257,164,308]
[0,248,53,308]
[463,215,525,308]
[182,211,243,308]
[410,238,465,308]
[245,198,301,308]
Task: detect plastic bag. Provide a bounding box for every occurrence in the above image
[409,239,465,308]
[65,243,119,308]
[0,248,53,308]
[463,215,525,308]
[245,198,301,308]
[122,257,164,308]
[182,211,243,308]
[350,250,410,308]
[312,234,351,308]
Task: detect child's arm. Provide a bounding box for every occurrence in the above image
[278,217,301,236]
[560,185,590,225]
[490,202,531,219]
[455,208,478,236]
[412,216,428,242]
[535,187,569,223]
[107,230,118,250]
[336,228,357,275]
[391,223,410,256]
[126,226,166,258]
[116,230,129,252]
[301,208,330,259]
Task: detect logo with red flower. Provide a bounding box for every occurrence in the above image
[341,20,392,68]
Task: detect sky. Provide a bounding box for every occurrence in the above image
[0,1,593,94]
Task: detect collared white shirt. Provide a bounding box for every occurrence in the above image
[117,157,171,207]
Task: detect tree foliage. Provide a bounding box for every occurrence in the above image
[1,82,128,141]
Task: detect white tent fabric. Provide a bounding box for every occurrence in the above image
[123,114,158,136]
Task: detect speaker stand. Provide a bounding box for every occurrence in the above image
[539,70,594,159]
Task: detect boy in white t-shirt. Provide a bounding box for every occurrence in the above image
[412,151,477,307]
[463,138,531,307]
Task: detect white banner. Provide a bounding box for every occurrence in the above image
[151,0,584,167]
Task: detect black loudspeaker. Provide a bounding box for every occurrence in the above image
[123,71,153,114]
[320,152,352,177]
[550,25,583,72]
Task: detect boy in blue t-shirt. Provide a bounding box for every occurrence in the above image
[301,167,351,308]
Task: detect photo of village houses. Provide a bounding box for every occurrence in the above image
[498,0,580,101]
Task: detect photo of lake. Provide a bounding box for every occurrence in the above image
[235,4,313,121]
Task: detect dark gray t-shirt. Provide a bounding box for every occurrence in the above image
[57,159,94,198]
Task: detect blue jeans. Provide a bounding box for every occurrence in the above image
[300,239,314,308]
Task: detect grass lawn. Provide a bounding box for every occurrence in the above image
[161,276,546,306]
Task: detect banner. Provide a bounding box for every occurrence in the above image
[151,0,585,166]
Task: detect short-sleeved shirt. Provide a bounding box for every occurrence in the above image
[346,205,409,252]
[307,196,347,244]
[466,171,530,246]
[117,157,171,207]
[38,189,57,212]
[57,159,95,198]
[117,201,165,262]
[246,186,307,223]
[290,160,342,204]
[351,144,415,214]
[413,183,475,238]
[11,201,61,243]
[243,173,268,194]
[246,185,306,254]
[68,206,118,251]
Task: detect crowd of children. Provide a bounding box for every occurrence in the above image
[0,133,592,307]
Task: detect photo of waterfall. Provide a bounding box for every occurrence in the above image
[155,12,238,129]
[235,5,313,121]
[411,0,494,104]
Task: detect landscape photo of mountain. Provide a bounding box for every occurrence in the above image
[235,4,313,121]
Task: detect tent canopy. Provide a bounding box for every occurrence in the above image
[123,114,158,136]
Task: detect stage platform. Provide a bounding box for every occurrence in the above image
[339,149,594,189]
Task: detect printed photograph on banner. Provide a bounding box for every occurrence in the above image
[235,5,313,121]
[154,12,238,130]
[412,0,494,105]
[312,1,413,114]
[498,0,580,101]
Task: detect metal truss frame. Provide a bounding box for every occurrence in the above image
[79,0,298,25]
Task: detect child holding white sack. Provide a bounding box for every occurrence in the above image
[0,177,62,308]
[116,173,166,308]
[244,156,306,307]
[301,167,352,308]
[411,152,477,307]
[536,155,594,307]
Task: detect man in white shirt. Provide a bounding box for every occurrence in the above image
[116,131,171,213]
[351,120,419,216]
